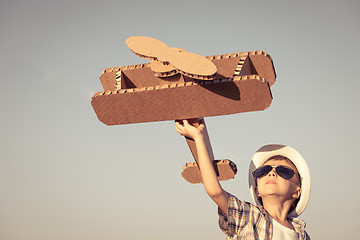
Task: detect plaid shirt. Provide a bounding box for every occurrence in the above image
[218,194,310,240]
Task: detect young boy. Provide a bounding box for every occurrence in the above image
[175,119,311,240]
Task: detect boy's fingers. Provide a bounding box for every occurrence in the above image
[175,119,183,125]
[175,124,183,132]
[175,121,185,134]
[183,119,189,126]
[176,129,183,135]
[175,121,184,129]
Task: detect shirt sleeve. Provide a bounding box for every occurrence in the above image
[218,194,252,238]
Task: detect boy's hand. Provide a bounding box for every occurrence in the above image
[175,118,205,141]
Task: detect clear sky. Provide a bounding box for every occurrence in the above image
[1,0,359,239]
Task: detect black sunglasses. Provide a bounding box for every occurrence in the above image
[253,165,297,180]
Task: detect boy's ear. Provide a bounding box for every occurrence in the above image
[292,187,302,199]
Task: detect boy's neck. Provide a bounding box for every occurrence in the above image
[262,197,294,229]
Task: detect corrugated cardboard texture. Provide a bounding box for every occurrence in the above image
[92,51,276,125]
[181,160,238,184]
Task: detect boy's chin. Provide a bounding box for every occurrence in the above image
[260,190,290,199]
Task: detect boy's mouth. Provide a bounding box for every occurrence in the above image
[266,180,277,184]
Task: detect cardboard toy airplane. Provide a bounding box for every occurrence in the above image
[91,36,277,184]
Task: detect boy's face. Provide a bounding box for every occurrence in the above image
[255,159,301,203]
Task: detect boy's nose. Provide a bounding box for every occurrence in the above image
[268,169,277,177]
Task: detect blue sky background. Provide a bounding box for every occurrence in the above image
[1,0,359,239]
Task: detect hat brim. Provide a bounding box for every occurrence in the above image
[248,144,311,218]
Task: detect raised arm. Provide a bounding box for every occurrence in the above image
[175,119,229,214]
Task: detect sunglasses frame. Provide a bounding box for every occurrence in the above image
[252,165,298,180]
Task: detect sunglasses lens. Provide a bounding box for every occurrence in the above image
[253,165,272,178]
[276,166,295,179]
[254,165,295,180]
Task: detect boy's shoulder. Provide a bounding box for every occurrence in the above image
[226,193,265,214]
[219,194,269,228]
[218,194,271,239]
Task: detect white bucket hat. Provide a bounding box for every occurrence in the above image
[248,144,311,218]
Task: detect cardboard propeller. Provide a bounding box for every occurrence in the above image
[91,36,277,184]
[125,36,217,79]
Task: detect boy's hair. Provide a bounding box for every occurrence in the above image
[257,155,301,213]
